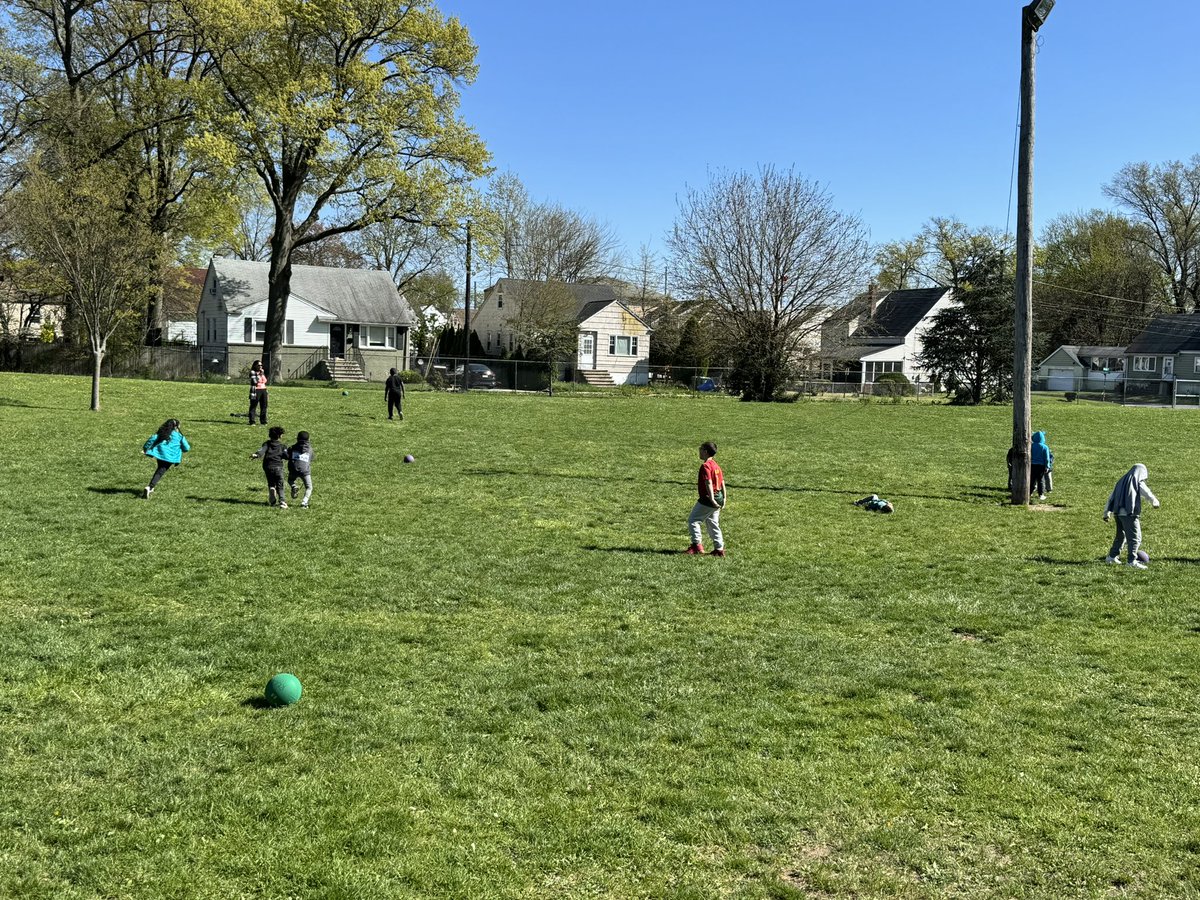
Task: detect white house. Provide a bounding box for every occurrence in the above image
[818,286,955,385]
[472,279,652,385]
[197,257,417,381]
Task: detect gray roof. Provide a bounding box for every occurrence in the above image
[1126,314,1200,354]
[487,279,650,328]
[211,257,415,326]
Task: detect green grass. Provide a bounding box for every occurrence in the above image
[1,373,1199,898]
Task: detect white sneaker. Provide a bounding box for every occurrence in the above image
[301,500,308,508]
[143,486,153,499]
[1127,560,1147,570]
[279,501,288,509]
[1039,494,1046,501]
[1104,556,1120,564]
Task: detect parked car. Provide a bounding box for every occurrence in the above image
[450,363,498,388]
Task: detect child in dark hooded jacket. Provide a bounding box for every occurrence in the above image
[250,426,289,507]
[287,431,314,508]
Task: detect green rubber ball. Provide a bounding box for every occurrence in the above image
[265,672,303,706]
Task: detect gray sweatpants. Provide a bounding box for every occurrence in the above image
[1108,514,1141,563]
[289,472,312,505]
[688,502,723,549]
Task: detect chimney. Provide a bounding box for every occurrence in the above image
[868,282,878,317]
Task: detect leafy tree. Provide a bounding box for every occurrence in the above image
[918,244,1013,404]
[14,156,149,409]
[1104,156,1200,311]
[873,237,928,290]
[187,0,490,381]
[1034,210,1161,348]
[669,165,870,401]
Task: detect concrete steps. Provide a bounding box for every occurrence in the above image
[326,357,368,382]
[577,369,615,386]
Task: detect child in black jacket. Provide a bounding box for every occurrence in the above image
[250,426,289,507]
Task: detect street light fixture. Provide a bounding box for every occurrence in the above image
[1024,0,1055,30]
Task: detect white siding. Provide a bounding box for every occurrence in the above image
[580,304,650,385]
[226,295,330,349]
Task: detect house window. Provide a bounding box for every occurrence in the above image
[1193,357,1200,375]
[609,334,639,356]
[364,325,391,348]
[1133,356,1156,373]
[286,320,294,345]
[486,332,492,351]
[497,296,504,309]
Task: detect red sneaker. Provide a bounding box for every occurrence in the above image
[685,543,705,555]
[713,548,726,557]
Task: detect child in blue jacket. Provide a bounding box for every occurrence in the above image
[142,418,190,499]
[1031,431,1054,500]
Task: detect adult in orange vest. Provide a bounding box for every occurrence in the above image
[248,359,269,425]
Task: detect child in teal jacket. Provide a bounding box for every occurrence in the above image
[142,418,190,499]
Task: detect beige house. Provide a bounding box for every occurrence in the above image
[473,279,651,385]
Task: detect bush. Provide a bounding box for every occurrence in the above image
[399,369,424,384]
[873,372,913,399]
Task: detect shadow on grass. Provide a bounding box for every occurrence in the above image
[190,416,253,426]
[0,397,36,407]
[241,696,276,710]
[1028,555,1094,567]
[187,495,264,506]
[583,544,682,556]
[87,486,142,498]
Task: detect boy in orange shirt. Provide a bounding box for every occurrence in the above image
[686,441,727,556]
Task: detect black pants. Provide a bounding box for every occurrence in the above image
[265,467,285,502]
[387,392,403,419]
[149,460,173,488]
[249,390,268,425]
[1030,463,1048,495]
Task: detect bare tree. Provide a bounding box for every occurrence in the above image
[1104,156,1200,311]
[505,280,577,395]
[484,170,620,283]
[669,165,870,401]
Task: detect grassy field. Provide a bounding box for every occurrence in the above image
[1,373,1199,899]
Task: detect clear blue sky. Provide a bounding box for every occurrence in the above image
[440,0,1200,271]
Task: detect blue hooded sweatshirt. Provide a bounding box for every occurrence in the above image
[143,429,190,464]
[1030,431,1052,467]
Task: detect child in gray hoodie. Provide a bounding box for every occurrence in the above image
[1104,463,1159,568]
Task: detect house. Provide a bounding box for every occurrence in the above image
[817,286,954,385]
[1122,313,1200,401]
[472,279,652,386]
[197,257,416,381]
[1034,345,1125,391]
[0,285,65,341]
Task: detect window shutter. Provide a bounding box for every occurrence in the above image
[244,318,252,343]
[286,320,294,344]
[609,335,616,355]
[631,336,639,356]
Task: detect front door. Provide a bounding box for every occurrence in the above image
[1163,356,1175,380]
[330,323,345,358]
[578,332,595,369]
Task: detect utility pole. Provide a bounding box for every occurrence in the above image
[1012,0,1054,505]
[462,219,472,391]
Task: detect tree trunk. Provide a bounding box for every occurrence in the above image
[91,343,104,410]
[144,281,164,346]
[264,217,296,384]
